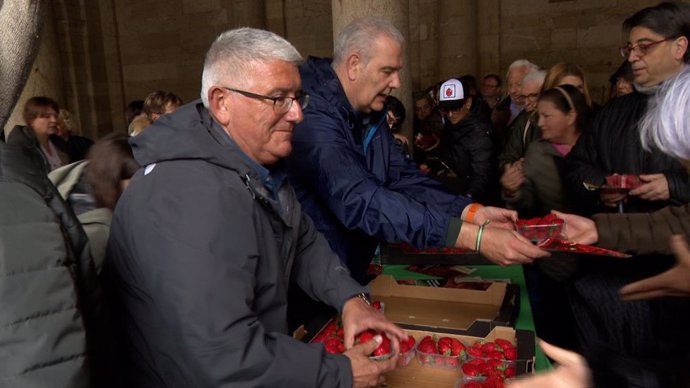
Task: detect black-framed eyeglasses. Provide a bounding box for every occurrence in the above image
[518,93,540,101]
[221,87,309,114]
[620,37,674,58]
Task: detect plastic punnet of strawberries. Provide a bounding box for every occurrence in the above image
[312,300,394,360]
[515,213,564,242]
[415,335,467,369]
[459,339,518,387]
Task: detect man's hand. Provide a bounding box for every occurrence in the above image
[344,336,397,388]
[629,173,670,201]
[507,340,592,388]
[619,235,690,300]
[341,297,407,353]
[456,223,549,266]
[500,160,525,193]
[469,206,518,230]
[550,210,598,245]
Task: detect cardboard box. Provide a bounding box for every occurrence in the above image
[370,275,519,332]
[384,326,534,388]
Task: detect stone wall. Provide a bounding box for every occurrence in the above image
[4,0,678,137]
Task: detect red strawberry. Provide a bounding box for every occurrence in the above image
[481,342,500,354]
[417,337,438,354]
[336,327,344,339]
[337,342,346,353]
[400,336,416,353]
[487,351,505,360]
[505,365,516,377]
[356,330,376,345]
[504,347,517,361]
[438,337,453,356]
[463,382,482,388]
[484,375,506,388]
[477,361,492,375]
[372,334,391,357]
[468,347,484,358]
[324,337,342,354]
[450,338,466,357]
[467,358,485,366]
[372,301,382,311]
[488,358,505,371]
[494,339,513,351]
[462,363,480,376]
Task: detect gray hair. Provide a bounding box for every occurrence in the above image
[522,69,547,87]
[332,16,404,69]
[506,59,539,79]
[200,27,303,107]
[640,65,690,160]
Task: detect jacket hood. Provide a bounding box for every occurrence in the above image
[300,57,352,110]
[130,100,248,173]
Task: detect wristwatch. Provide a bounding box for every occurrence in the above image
[352,292,371,306]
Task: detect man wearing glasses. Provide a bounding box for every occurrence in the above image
[563,2,690,387]
[106,27,407,387]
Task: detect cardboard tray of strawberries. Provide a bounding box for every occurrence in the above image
[301,317,535,388]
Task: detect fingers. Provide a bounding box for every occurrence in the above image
[537,339,580,364]
[670,235,690,266]
[619,272,672,301]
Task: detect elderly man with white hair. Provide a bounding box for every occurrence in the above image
[106,27,407,388]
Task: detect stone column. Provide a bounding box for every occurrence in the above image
[3,6,65,137]
[232,0,265,29]
[331,0,413,143]
[437,0,478,80]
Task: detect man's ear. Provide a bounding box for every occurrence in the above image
[208,87,231,125]
[673,36,689,62]
[346,53,361,81]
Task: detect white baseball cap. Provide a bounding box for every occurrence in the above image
[439,78,465,102]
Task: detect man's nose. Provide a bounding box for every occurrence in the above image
[389,72,401,89]
[285,100,303,123]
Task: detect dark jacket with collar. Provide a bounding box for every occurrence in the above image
[566,91,690,216]
[287,57,471,281]
[434,112,498,204]
[106,101,365,387]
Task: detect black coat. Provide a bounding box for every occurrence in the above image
[433,113,499,204]
[566,92,690,216]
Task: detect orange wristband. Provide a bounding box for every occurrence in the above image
[465,203,483,223]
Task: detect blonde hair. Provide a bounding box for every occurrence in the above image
[543,62,592,107]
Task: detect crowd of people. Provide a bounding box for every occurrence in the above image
[3,1,690,388]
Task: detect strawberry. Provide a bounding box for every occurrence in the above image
[438,337,453,356]
[494,339,513,351]
[504,365,516,377]
[484,375,506,388]
[399,336,416,353]
[477,361,492,375]
[324,337,343,354]
[372,334,391,357]
[417,336,438,354]
[450,338,466,357]
[466,358,485,366]
[462,363,480,376]
[468,347,485,358]
[481,342,500,354]
[504,347,517,361]
[356,330,376,345]
[336,327,344,339]
[463,382,482,388]
[445,357,459,367]
[372,301,382,311]
[487,351,505,360]
[488,359,505,371]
